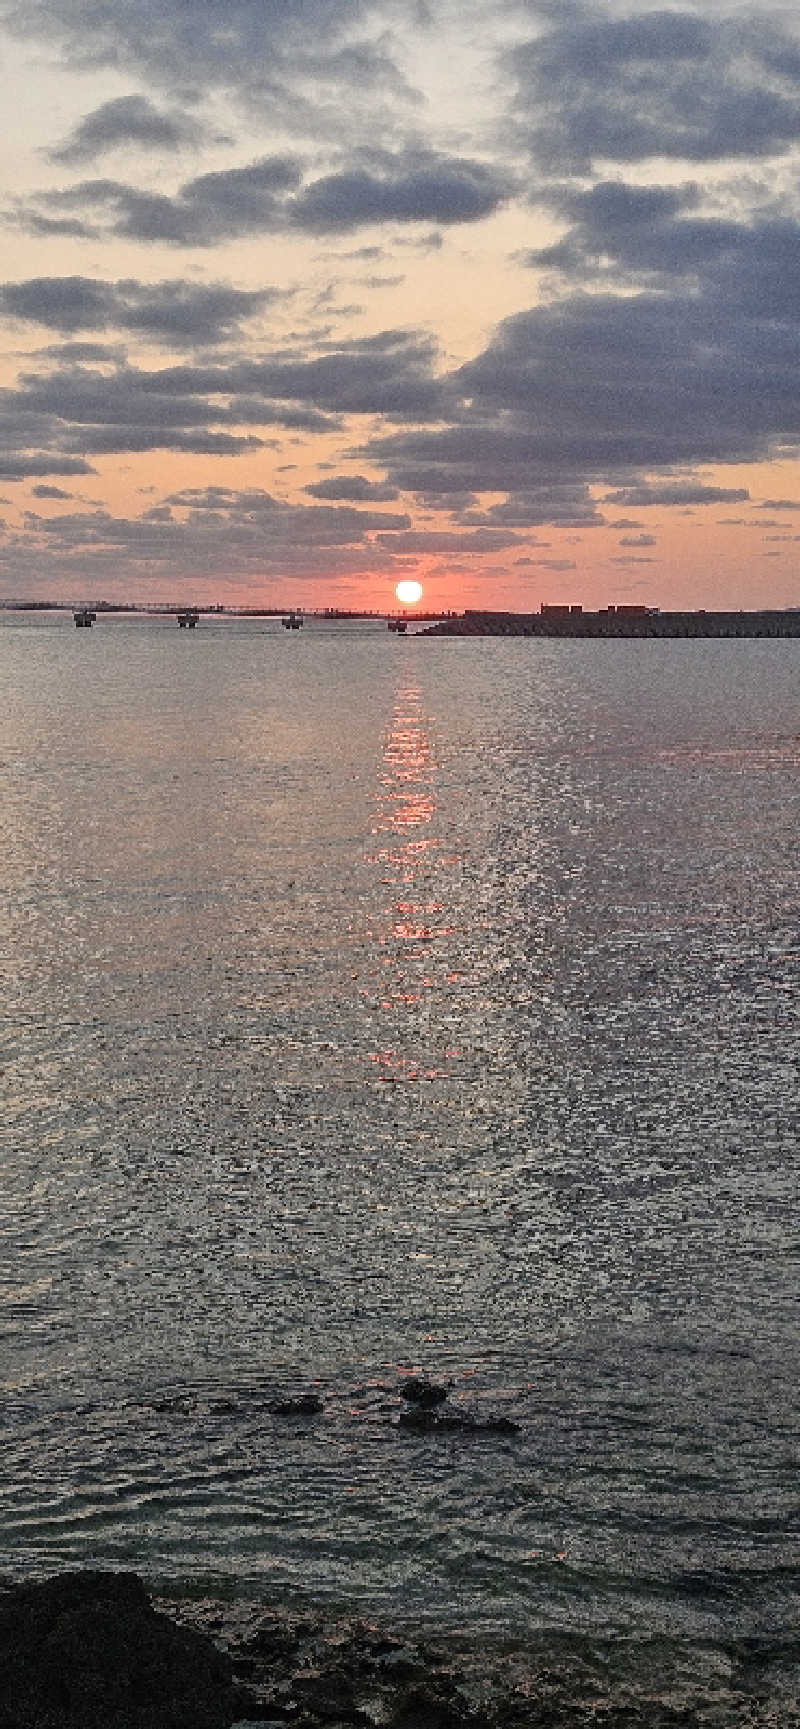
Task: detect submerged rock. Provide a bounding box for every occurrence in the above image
[399,1378,448,1407]
[270,1393,324,1417]
[397,1408,519,1436]
[0,1571,253,1729]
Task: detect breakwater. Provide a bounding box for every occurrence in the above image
[423,609,800,637]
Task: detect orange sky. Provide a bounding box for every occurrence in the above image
[1,2,799,613]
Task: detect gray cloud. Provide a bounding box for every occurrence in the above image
[508,9,800,171]
[0,326,444,474]
[0,276,280,345]
[6,0,409,134]
[463,487,602,528]
[15,148,511,245]
[0,452,95,478]
[290,153,511,231]
[525,181,800,328]
[8,480,416,589]
[305,473,400,500]
[603,483,751,506]
[50,94,206,163]
[18,157,303,246]
[374,526,520,553]
[366,271,798,510]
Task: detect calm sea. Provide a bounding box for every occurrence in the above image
[1,612,798,1719]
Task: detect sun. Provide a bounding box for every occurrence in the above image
[395,579,423,606]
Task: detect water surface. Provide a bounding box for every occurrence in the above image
[1,613,797,1715]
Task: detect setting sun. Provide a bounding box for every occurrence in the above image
[395,580,424,606]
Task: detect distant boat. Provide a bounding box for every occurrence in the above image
[283,612,303,629]
[177,609,199,628]
[73,608,96,628]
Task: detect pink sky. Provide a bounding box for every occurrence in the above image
[1,1,800,613]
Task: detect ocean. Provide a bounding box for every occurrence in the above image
[1,611,798,1723]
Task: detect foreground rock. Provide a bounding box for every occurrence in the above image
[183,1599,732,1729]
[0,1572,253,1729]
[3,1574,793,1729]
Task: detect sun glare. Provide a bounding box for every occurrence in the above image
[395,580,423,605]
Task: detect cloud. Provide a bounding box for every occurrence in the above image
[508,10,800,172]
[304,473,400,500]
[603,483,751,506]
[365,264,800,513]
[374,526,521,553]
[455,293,799,467]
[49,94,207,163]
[0,328,444,481]
[0,276,281,345]
[9,481,417,588]
[16,148,511,244]
[289,152,511,231]
[619,532,655,546]
[0,452,96,478]
[30,483,75,498]
[524,180,800,330]
[16,157,303,246]
[7,0,413,136]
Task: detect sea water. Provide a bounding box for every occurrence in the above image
[1,612,797,1716]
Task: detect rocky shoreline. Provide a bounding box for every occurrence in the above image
[2,1569,798,1729]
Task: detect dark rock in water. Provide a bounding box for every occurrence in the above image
[397,1406,450,1432]
[291,1664,360,1720]
[270,1393,324,1416]
[399,1377,448,1407]
[229,1606,494,1729]
[387,1678,477,1728]
[397,1407,519,1436]
[0,1571,254,1729]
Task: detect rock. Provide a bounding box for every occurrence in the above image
[386,1678,479,1729]
[0,1571,254,1729]
[290,1666,360,1721]
[270,1394,324,1417]
[399,1378,448,1407]
[397,1408,519,1437]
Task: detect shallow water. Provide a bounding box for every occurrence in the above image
[1,613,798,1713]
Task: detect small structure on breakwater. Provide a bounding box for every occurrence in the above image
[283,611,303,629]
[177,608,199,628]
[73,607,96,628]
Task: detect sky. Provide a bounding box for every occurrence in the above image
[1,0,800,614]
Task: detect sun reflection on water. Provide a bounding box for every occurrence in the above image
[366,675,461,1082]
